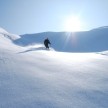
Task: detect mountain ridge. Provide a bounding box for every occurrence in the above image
[15,26,108,52]
[0,26,108,52]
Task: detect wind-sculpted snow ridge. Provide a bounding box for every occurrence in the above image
[0,27,9,34]
[0,27,21,51]
[0,27,20,41]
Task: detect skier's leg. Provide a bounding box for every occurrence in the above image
[46,44,49,49]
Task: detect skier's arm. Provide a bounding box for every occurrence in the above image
[48,40,51,44]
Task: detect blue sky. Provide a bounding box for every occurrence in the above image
[0,0,108,34]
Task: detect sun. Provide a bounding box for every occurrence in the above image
[64,16,82,32]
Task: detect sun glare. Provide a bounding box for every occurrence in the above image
[64,16,82,32]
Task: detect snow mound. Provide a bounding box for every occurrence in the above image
[0,27,21,50]
[0,27,9,34]
[98,50,108,56]
[0,27,20,41]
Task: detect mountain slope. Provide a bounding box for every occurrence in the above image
[0,27,108,108]
[14,27,108,52]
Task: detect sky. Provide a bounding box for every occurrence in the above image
[0,0,108,35]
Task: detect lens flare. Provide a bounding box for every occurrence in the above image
[64,16,82,32]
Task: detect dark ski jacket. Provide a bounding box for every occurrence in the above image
[44,38,51,45]
[44,38,51,48]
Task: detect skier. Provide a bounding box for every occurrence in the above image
[44,38,51,49]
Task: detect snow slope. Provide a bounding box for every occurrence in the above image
[0,28,108,108]
[14,26,108,52]
[98,50,108,56]
[0,27,20,50]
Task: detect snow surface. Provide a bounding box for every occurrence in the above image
[15,28,108,52]
[0,28,108,108]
